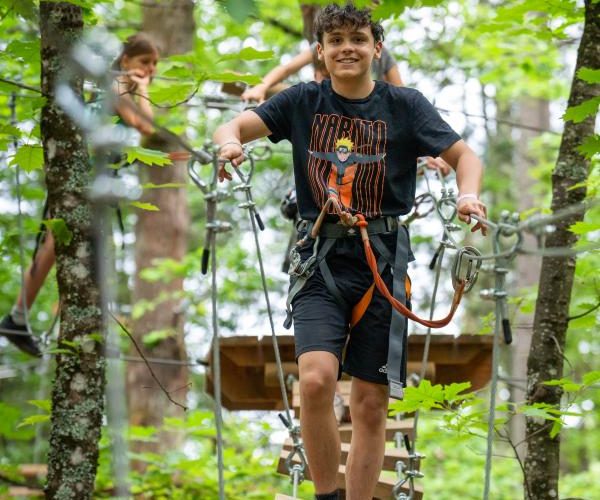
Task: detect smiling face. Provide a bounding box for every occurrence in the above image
[317,25,381,81]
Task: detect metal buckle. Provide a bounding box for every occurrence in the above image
[451,246,482,293]
[288,236,320,279]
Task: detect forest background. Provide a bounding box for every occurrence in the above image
[0,0,598,499]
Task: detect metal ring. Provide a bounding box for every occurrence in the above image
[451,246,483,293]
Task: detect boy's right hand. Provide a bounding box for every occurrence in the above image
[217,142,245,181]
[241,84,268,103]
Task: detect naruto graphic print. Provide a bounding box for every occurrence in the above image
[307,113,387,217]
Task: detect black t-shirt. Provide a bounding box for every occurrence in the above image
[253,79,460,220]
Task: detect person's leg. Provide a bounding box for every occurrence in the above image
[16,232,56,313]
[298,350,341,495]
[1,232,55,356]
[345,377,389,499]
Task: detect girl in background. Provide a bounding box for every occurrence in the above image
[1,33,159,357]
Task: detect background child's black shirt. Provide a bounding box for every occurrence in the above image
[253,79,460,221]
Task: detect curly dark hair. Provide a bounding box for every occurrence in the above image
[314,3,384,44]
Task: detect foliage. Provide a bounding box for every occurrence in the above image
[0,0,599,498]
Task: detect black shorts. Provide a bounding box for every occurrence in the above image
[290,229,411,385]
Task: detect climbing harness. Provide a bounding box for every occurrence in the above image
[283,192,481,405]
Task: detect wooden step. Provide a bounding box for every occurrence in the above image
[277,449,423,499]
[282,439,419,472]
[338,418,414,444]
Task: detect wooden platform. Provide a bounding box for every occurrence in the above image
[2,464,46,497]
[206,334,493,410]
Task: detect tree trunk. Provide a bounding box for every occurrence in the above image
[41,3,105,498]
[126,0,195,454]
[510,97,548,460]
[524,1,599,498]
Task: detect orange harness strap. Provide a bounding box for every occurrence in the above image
[350,275,412,329]
[310,197,464,329]
[355,215,465,329]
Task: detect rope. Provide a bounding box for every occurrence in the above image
[232,153,307,490]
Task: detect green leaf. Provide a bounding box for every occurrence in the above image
[578,67,600,84]
[17,414,50,428]
[0,124,21,137]
[563,96,600,123]
[220,0,257,22]
[123,146,172,166]
[42,218,73,246]
[9,145,44,172]
[520,403,561,421]
[549,419,563,438]
[130,201,160,212]
[150,82,197,105]
[583,371,600,386]
[569,221,600,235]
[142,329,176,348]
[577,134,599,159]
[5,40,40,64]
[218,47,274,62]
[206,71,261,85]
[27,400,51,412]
[443,382,472,403]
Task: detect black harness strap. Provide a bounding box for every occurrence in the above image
[387,226,410,399]
[285,217,411,399]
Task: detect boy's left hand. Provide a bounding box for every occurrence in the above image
[457,198,488,236]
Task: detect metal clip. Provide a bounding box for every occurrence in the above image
[451,246,482,293]
[288,237,320,279]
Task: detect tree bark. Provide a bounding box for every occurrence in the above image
[524,1,599,498]
[126,0,194,454]
[41,2,105,499]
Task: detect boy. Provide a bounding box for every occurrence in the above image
[214,4,486,498]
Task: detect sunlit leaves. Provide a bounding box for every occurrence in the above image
[578,67,600,84]
[123,146,171,166]
[142,329,176,348]
[9,145,44,172]
[149,82,198,106]
[577,134,599,159]
[16,414,50,428]
[563,96,600,123]
[218,47,274,62]
[4,40,40,64]
[206,71,261,85]
[389,380,474,414]
[220,0,257,23]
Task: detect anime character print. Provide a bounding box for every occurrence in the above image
[307,113,387,216]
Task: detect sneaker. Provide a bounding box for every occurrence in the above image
[0,314,42,357]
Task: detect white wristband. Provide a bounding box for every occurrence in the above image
[456,193,478,205]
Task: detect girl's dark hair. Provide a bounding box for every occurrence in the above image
[314,3,384,44]
[112,33,159,70]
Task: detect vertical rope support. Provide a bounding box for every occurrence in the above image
[412,243,445,448]
[208,158,226,500]
[482,240,507,499]
[211,234,225,500]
